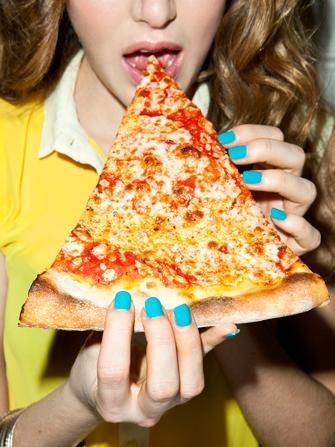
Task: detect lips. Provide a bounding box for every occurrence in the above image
[122,41,183,84]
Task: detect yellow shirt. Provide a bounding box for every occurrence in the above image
[0,52,257,447]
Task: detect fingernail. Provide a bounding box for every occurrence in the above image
[224,329,240,340]
[270,207,287,221]
[242,170,262,184]
[173,304,192,327]
[145,297,164,319]
[218,131,236,145]
[114,290,131,310]
[228,145,247,160]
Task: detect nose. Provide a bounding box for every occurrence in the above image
[132,0,177,28]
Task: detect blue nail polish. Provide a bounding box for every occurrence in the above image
[218,131,236,145]
[270,208,287,221]
[228,145,247,160]
[173,304,192,327]
[224,329,240,340]
[114,290,131,310]
[242,171,263,184]
[145,297,164,319]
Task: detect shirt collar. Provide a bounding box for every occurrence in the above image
[38,49,210,174]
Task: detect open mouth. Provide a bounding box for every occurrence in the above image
[122,42,183,84]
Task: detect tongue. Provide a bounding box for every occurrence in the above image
[124,50,178,71]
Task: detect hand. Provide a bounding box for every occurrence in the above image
[219,125,320,255]
[67,292,238,427]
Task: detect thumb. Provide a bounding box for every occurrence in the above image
[201,323,240,355]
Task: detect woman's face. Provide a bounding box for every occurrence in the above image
[67,0,226,107]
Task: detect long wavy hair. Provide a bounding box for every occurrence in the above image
[0,0,334,275]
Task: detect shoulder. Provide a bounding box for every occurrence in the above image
[0,98,44,213]
[0,97,42,123]
[0,98,44,160]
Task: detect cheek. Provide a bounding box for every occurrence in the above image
[186,0,226,44]
[66,1,120,45]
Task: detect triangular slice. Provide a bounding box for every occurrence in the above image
[19,57,329,331]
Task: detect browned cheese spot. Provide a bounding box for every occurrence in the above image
[153,215,166,231]
[179,146,202,158]
[208,240,219,249]
[184,209,204,223]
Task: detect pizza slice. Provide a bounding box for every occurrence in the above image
[19,56,329,331]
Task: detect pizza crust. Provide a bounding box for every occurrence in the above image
[19,270,329,332]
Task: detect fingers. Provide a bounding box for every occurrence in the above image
[270,209,321,255]
[138,298,179,417]
[227,139,305,175]
[219,125,305,175]
[97,291,134,412]
[167,304,204,401]
[168,305,239,401]
[200,323,239,355]
[219,125,284,146]
[242,169,317,214]
[138,300,238,417]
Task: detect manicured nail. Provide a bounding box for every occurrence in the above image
[228,145,247,160]
[270,208,287,221]
[114,290,131,310]
[224,329,240,340]
[242,170,263,184]
[145,297,164,319]
[218,131,236,145]
[173,304,192,327]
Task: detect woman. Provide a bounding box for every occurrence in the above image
[0,1,334,446]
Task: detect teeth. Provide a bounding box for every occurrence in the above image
[124,50,179,73]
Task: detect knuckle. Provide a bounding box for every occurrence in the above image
[293,145,306,166]
[306,180,317,202]
[98,368,128,385]
[148,383,179,402]
[273,127,284,141]
[138,418,159,428]
[311,229,321,250]
[262,138,274,160]
[96,405,123,423]
[271,169,286,188]
[299,218,310,236]
[103,413,123,424]
[177,334,200,356]
[181,382,205,400]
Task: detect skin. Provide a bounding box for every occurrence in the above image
[1,0,334,445]
[68,0,226,153]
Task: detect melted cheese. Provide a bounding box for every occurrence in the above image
[53,57,298,295]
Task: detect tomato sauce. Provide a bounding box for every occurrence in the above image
[140,109,162,117]
[276,246,287,273]
[97,173,119,193]
[171,175,196,208]
[168,108,217,157]
[138,88,150,98]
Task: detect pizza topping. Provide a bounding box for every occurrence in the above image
[171,175,196,208]
[102,269,117,282]
[63,240,84,257]
[52,57,299,290]
[97,173,119,193]
[207,241,218,249]
[178,146,202,158]
[184,209,204,223]
[91,244,107,259]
